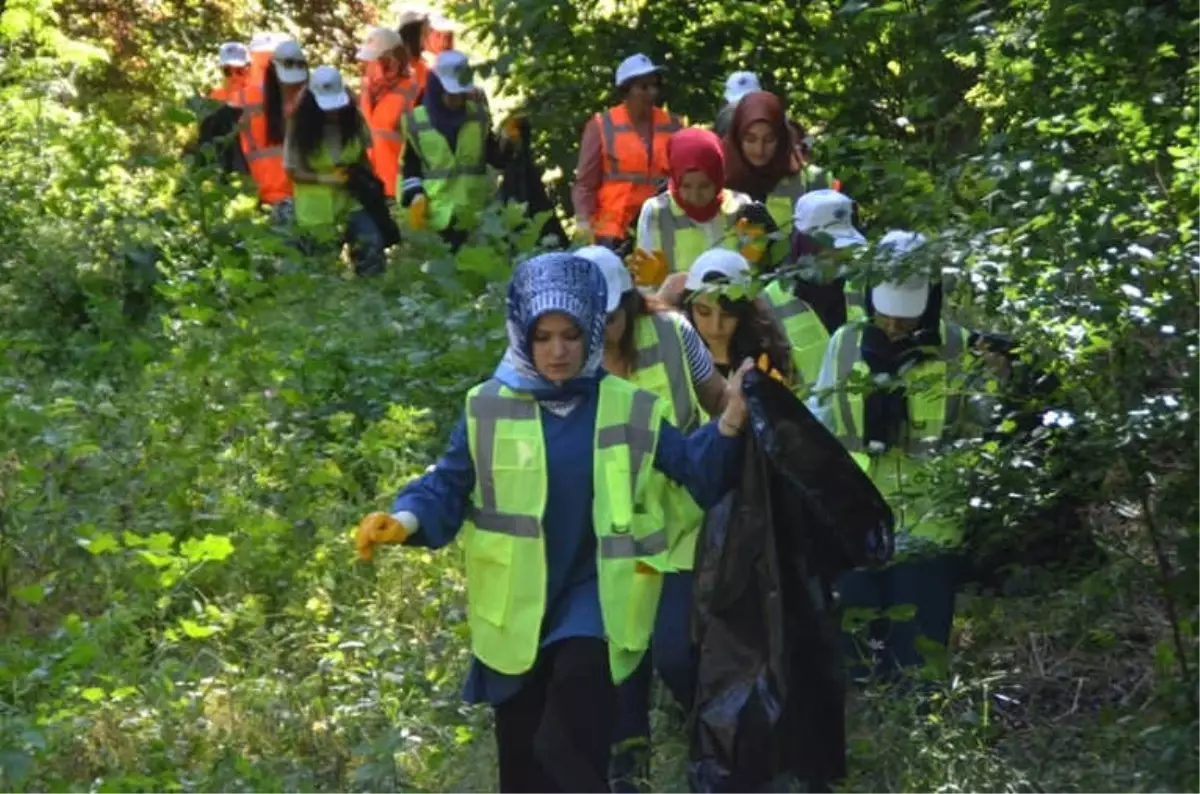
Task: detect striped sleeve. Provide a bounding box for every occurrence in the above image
[669,311,715,385]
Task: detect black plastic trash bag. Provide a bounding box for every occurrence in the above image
[689,371,894,793]
[345,162,402,250]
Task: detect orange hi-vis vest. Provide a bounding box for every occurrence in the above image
[363,77,421,198]
[593,104,680,239]
[236,84,293,205]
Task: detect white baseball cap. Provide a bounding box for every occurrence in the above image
[793,189,866,248]
[876,229,929,260]
[429,13,459,32]
[271,39,309,85]
[308,65,350,111]
[249,32,287,53]
[433,50,475,94]
[723,71,761,105]
[684,249,752,292]
[872,276,930,319]
[615,53,664,88]
[575,246,633,312]
[357,27,404,61]
[218,42,250,68]
[398,6,430,28]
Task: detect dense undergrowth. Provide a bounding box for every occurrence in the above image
[2,0,1198,791]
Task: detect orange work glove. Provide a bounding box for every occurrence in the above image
[355,511,413,562]
[407,195,428,231]
[736,217,770,264]
[756,353,787,385]
[627,248,670,288]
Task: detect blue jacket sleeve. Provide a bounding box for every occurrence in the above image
[391,415,475,549]
[653,418,745,510]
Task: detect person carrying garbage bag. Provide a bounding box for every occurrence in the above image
[689,349,896,793]
[399,50,517,251]
[355,252,754,793]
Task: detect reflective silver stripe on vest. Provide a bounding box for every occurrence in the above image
[768,290,811,322]
[468,381,541,538]
[245,145,282,162]
[635,314,697,431]
[599,111,679,183]
[372,129,404,143]
[595,388,665,559]
[596,389,659,499]
[834,325,865,452]
[846,287,864,315]
[600,530,668,559]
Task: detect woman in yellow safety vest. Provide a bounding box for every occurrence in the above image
[808,231,999,685]
[574,245,728,790]
[761,188,869,395]
[355,252,752,794]
[632,127,754,287]
[283,65,385,275]
[680,248,795,383]
[399,49,516,251]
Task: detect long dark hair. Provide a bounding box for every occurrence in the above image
[399,22,424,59]
[682,281,795,383]
[263,63,293,146]
[288,90,365,165]
[613,289,672,372]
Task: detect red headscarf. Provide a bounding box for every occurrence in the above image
[667,127,726,222]
[722,91,798,200]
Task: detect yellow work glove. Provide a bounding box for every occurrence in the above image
[736,217,770,264]
[756,353,787,385]
[627,248,670,288]
[355,511,413,562]
[407,195,428,231]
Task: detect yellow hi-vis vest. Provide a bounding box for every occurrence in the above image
[763,165,833,265]
[825,320,970,547]
[402,102,491,231]
[640,190,752,273]
[628,312,705,570]
[763,279,865,394]
[293,137,366,229]
[462,376,672,684]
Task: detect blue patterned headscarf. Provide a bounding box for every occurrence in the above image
[493,252,608,407]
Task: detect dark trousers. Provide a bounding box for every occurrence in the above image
[611,571,696,792]
[494,637,616,793]
[837,555,959,683]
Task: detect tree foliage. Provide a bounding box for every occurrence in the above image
[0,0,1196,790]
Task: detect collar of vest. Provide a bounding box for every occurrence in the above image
[665,189,743,219]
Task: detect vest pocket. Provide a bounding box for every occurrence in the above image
[465,529,514,627]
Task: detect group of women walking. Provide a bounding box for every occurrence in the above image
[201,10,519,274]
[202,25,1009,794]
